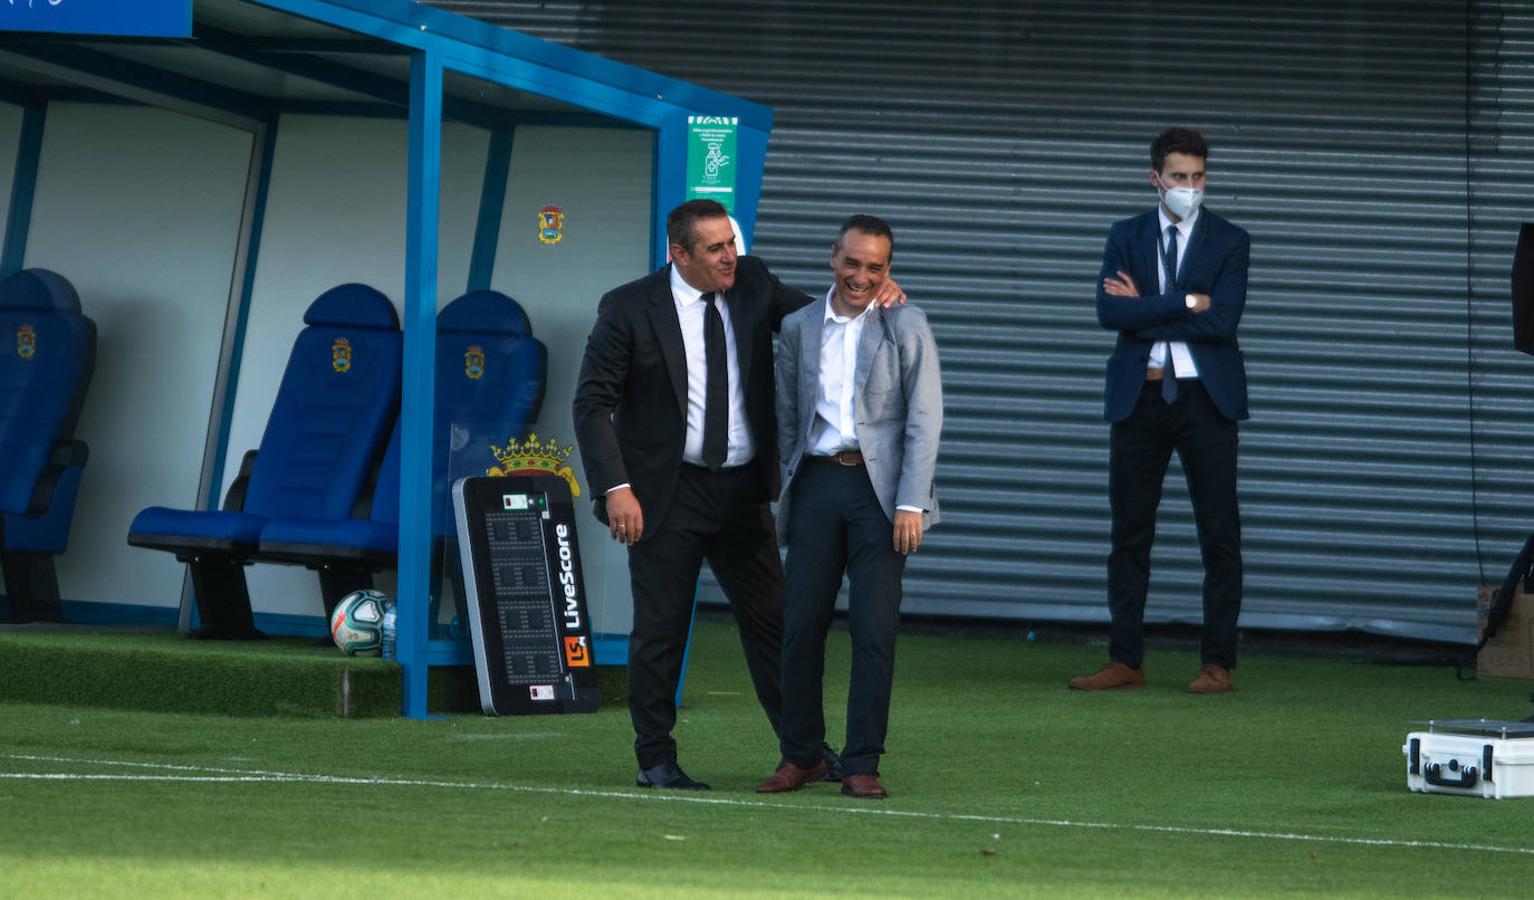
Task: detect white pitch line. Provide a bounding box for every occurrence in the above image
[5,753,1533,857]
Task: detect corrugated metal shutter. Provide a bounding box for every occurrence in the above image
[431,0,1534,644]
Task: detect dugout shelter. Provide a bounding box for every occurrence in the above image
[0,0,771,717]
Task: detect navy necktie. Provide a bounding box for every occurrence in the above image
[1161,224,1180,404]
[701,292,729,470]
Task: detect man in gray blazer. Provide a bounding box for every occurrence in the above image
[755,215,942,800]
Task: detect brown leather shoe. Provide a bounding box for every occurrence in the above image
[1068,661,1146,691]
[1186,663,1234,694]
[755,759,828,794]
[841,774,888,799]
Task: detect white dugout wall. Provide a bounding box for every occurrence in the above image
[0,101,652,636]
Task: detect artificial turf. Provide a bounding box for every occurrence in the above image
[1,618,1532,897]
[0,629,456,717]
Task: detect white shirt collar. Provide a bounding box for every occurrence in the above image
[822,286,876,324]
[1158,204,1199,239]
[670,264,713,305]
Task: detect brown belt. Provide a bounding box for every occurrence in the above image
[811,449,865,466]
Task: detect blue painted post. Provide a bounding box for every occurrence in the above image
[650,119,688,268]
[399,50,443,719]
[1,104,47,279]
[466,127,515,292]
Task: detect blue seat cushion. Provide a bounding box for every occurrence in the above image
[129,507,267,547]
[303,283,399,329]
[438,289,530,337]
[0,268,80,313]
[260,516,396,555]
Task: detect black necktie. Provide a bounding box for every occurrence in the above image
[1160,224,1179,404]
[702,292,729,470]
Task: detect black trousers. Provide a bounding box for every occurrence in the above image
[626,463,784,769]
[779,459,906,777]
[1108,379,1242,669]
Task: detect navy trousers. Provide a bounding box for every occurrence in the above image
[1107,379,1243,669]
[779,458,907,777]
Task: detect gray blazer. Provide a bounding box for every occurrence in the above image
[774,299,943,546]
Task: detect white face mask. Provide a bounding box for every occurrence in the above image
[1157,175,1204,220]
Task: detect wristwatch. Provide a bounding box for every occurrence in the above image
[1184,293,1198,309]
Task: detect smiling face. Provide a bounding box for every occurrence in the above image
[670,215,738,294]
[829,228,893,317]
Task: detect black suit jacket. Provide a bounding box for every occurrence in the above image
[573,256,813,535]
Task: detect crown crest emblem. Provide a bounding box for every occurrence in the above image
[487,432,580,497]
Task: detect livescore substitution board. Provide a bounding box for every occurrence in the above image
[453,475,600,715]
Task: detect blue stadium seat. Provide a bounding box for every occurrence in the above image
[0,268,95,623]
[257,289,547,613]
[128,284,401,638]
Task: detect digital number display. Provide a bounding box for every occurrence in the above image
[455,477,599,716]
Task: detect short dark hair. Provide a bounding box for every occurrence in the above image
[1151,128,1209,173]
[835,214,895,261]
[667,199,730,252]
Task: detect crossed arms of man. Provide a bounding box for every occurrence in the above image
[1094,225,1250,343]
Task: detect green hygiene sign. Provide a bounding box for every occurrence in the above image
[685,116,738,212]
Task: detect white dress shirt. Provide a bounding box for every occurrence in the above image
[808,288,923,514]
[808,289,872,456]
[1150,206,1201,380]
[671,265,753,468]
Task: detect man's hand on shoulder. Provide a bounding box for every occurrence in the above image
[874,277,907,308]
[605,486,643,545]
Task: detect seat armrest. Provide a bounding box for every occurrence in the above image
[24,440,90,517]
[222,450,259,512]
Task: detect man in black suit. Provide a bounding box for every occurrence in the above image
[573,200,901,789]
[1070,128,1251,695]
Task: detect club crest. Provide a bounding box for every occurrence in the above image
[332,336,352,373]
[17,324,36,360]
[465,344,486,380]
[538,205,564,245]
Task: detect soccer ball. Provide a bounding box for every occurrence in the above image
[330,589,392,656]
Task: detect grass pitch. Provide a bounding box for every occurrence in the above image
[2,619,1532,898]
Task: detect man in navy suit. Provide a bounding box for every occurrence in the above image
[1070,128,1250,695]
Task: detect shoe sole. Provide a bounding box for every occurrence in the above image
[1068,682,1145,691]
[635,778,711,790]
[756,767,829,793]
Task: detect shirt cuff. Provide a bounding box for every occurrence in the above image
[896,505,923,513]
[605,483,632,496]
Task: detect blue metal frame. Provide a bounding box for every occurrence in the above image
[467,127,514,293]
[0,0,192,39]
[0,103,45,278]
[0,0,772,718]
[398,49,444,720]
